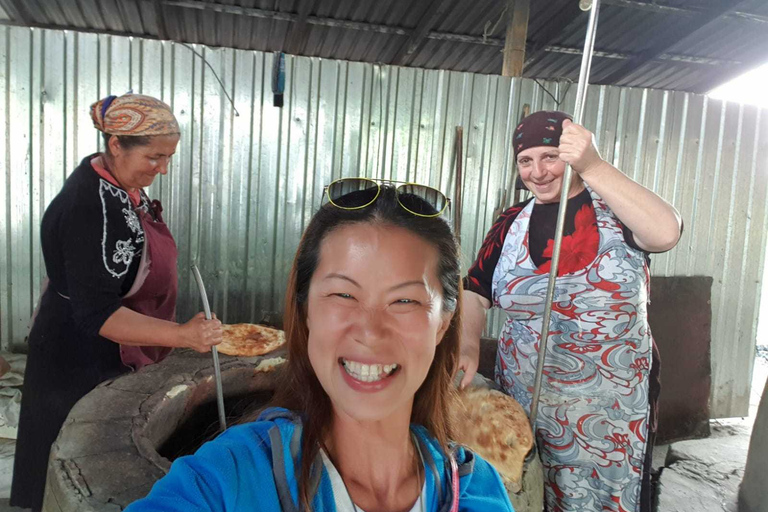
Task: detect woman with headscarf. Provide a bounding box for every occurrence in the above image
[11,93,223,511]
[458,111,682,512]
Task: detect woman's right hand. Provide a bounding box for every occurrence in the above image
[177,312,223,352]
[457,290,491,389]
[458,338,480,389]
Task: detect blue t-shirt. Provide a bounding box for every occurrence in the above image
[125,408,515,512]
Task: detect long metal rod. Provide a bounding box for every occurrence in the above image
[529,0,601,428]
[191,265,227,432]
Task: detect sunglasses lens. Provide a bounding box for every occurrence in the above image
[396,184,448,217]
[327,178,379,209]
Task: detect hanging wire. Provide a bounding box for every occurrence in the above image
[533,78,560,105]
[533,78,574,108]
[559,79,574,105]
[179,42,240,117]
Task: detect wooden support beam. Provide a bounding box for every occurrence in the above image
[284,0,316,56]
[523,1,585,72]
[502,0,530,77]
[597,0,754,85]
[392,0,454,66]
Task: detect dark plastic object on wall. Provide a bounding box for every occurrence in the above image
[272,52,285,108]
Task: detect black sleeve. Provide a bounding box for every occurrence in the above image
[463,204,525,302]
[59,189,130,338]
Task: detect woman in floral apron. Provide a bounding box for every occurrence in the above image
[11,94,223,511]
[459,111,682,512]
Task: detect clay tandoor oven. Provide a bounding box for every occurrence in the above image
[42,349,286,512]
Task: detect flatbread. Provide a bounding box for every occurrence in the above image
[452,386,534,493]
[218,323,286,357]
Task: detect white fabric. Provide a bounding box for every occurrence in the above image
[0,353,24,498]
[320,450,426,512]
[0,353,25,439]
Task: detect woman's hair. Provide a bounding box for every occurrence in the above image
[102,133,153,156]
[265,185,461,510]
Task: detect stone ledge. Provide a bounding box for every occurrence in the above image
[657,423,749,512]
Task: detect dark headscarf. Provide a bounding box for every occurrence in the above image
[513,110,572,159]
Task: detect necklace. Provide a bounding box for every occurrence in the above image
[330,434,427,512]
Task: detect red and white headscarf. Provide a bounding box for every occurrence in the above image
[90,94,179,136]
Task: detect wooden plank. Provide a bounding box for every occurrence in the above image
[502,0,530,77]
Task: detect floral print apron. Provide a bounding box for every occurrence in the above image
[491,186,651,512]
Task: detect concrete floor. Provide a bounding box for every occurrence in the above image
[654,355,767,512]
[0,500,24,512]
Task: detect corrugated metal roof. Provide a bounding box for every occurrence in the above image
[2,0,767,92]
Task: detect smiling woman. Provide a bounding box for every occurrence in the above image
[125,184,514,512]
[459,110,683,512]
[10,93,223,512]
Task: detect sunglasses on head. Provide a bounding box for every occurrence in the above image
[324,178,451,218]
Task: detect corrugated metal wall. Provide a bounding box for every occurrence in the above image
[1,26,766,418]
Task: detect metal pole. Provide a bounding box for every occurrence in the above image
[529,0,601,428]
[191,265,228,432]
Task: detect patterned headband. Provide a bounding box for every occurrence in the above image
[90,93,180,137]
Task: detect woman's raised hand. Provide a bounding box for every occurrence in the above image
[558,119,603,176]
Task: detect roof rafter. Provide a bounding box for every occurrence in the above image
[153,0,170,40]
[0,0,33,25]
[523,1,585,72]
[602,0,768,24]
[692,43,768,93]
[597,0,755,85]
[392,0,455,66]
[284,0,316,56]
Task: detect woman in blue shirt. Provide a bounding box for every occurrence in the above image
[126,180,514,512]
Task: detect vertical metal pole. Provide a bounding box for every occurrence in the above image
[529,0,601,428]
[191,265,228,432]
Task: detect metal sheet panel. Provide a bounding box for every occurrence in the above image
[0,26,766,418]
[0,26,8,348]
